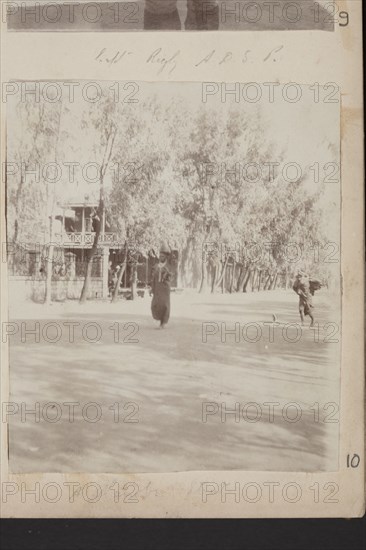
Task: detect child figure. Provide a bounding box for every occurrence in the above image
[292,270,315,327]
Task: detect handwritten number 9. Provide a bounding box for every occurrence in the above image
[339,11,349,27]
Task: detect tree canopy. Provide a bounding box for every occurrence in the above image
[6,83,340,291]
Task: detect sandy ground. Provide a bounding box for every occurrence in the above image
[7,289,340,473]
[8,1,334,31]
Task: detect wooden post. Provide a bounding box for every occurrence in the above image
[124,242,128,288]
[44,215,54,305]
[101,208,105,240]
[101,247,109,299]
[145,255,149,288]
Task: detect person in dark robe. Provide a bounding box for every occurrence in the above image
[108,261,114,297]
[292,270,315,327]
[144,0,181,30]
[185,0,219,30]
[150,243,172,328]
[143,0,219,30]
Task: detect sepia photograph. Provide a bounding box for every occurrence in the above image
[3,79,342,474]
[5,0,337,31]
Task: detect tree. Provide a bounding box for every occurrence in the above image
[107,96,186,299]
[6,97,70,301]
[7,84,337,300]
[79,97,117,303]
[44,99,65,305]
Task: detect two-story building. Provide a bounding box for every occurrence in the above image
[8,194,179,302]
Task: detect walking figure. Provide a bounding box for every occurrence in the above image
[292,270,315,327]
[151,243,172,329]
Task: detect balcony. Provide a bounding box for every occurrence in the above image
[55,232,119,248]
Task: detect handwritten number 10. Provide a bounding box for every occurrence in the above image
[346,454,360,468]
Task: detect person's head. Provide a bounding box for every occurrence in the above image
[159,242,171,263]
[159,251,168,263]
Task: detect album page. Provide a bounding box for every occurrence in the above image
[0,0,364,518]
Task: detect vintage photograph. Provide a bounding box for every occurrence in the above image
[4,79,341,474]
[6,0,336,31]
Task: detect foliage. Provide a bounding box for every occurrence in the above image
[7,85,338,293]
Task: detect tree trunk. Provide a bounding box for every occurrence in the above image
[285,271,290,289]
[269,274,275,290]
[80,123,116,303]
[251,268,257,292]
[270,272,279,290]
[131,265,137,300]
[215,255,229,288]
[263,273,271,290]
[198,255,207,293]
[240,267,248,291]
[44,102,62,305]
[232,264,238,292]
[182,238,195,288]
[236,266,245,292]
[211,264,217,293]
[257,270,262,292]
[234,263,241,292]
[243,269,252,292]
[79,216,102,303]
[44,244,54,305]
[229,260,236,293]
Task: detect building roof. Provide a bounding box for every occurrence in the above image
[57,192,99,209]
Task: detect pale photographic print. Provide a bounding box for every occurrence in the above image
[4,80,342,475]
[0,0,364,523]
[5,0,337,31]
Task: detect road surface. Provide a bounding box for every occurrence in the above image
[7,289,340,472]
